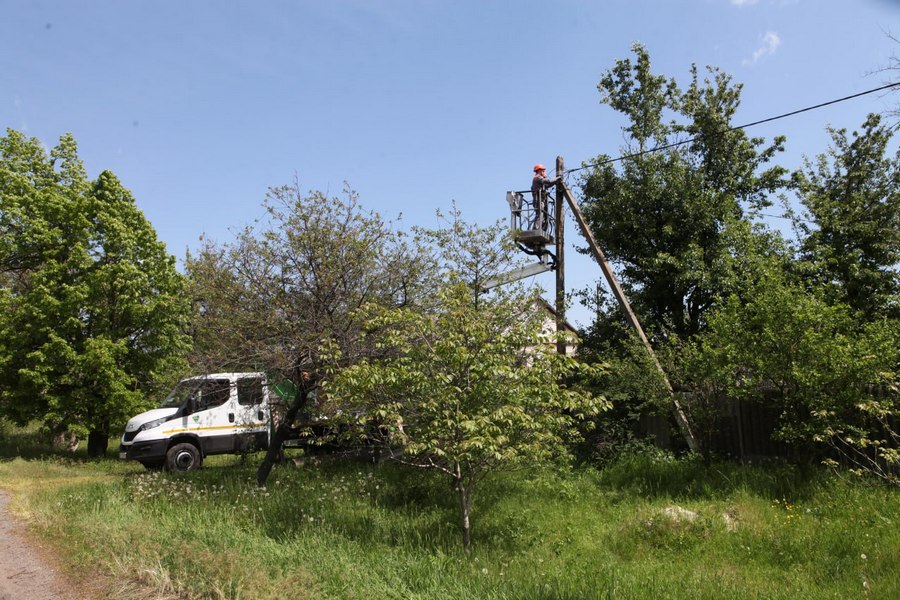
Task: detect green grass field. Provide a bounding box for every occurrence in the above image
[0,427,897,599]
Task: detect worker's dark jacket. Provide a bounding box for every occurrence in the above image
[531,174,560,199]
[530,174,560,231]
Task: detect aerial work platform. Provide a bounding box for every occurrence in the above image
[486,163,700,453]
[480,190,558,291]
[505,191,556,250]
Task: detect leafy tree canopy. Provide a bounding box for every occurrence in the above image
[186,181,430,386]
[793,113,900,320]
[682,257,899,483]
[0,130,190,452]
[327,249,608,549]
[581,43,788,340]
[185,182,433,483]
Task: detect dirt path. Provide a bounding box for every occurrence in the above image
[0,490,89,600]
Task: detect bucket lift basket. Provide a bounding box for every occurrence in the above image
[506,190,556,250]
[480,189,557,291]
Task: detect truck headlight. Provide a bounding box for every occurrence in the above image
[140,417,169,432]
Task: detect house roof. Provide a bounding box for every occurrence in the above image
[534,297,578,334]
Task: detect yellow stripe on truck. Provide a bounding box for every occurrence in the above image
[162,423,267,434]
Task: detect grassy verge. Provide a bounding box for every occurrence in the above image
[0,429,897,599]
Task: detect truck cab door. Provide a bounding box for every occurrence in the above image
[185,378,236,454]
[234,376,270,451]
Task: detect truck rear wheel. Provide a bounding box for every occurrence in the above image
[166,443,202,472]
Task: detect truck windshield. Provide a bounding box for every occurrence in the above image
[159,378,233,410]
[159,380,199,409]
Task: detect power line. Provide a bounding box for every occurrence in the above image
[754,211,813,223]
[564,82,900,175]
[756,212,791,220]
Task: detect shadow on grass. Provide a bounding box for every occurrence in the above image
[0,427,76,460]
[274,458,465,551]
[244,457,652,553]
[0,424,123,468]
[596,453,826,501]
[190,456,514,553]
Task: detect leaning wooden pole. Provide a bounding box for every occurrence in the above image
[559,182,699,453]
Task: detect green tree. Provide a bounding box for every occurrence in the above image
[0,130,190,454]
[577,45,788,455]
[793,113,900,320]
[185,182,431,484]
[682,260,899,483]
[328,280,607,550]
[581,44,787,340]
[412,203,515,295]
[326,213,607,549]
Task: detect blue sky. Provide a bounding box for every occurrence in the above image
[2,0,899,327]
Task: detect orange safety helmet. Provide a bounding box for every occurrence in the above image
[533,163,546,173]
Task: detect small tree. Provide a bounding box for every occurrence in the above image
[186,181,431,484]
[327,281,607,549]
[683,261,899,482]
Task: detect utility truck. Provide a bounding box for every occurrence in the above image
[119,372,280,472]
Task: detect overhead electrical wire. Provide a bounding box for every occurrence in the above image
[755,211,813,223]
[562,81,900,176]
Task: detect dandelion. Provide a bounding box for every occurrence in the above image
[481,568,488,575]
[861,554,867,560]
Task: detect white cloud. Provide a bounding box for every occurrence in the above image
[730,0,759,6]
[742,31,781,66]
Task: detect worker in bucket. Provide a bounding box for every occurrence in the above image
[530,164,560,233]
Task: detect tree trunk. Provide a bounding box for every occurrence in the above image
[455,467,471,551]
[51,429,79,453]
[87,429,109,458]
[256,374,316,487]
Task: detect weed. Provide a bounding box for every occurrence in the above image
[0,434,897,599]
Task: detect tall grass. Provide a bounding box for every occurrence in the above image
[0,431,897,599]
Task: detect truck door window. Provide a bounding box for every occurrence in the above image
[197,379,231,411]
[237,377,264,406]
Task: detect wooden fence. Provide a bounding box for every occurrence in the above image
[641,394,897,475]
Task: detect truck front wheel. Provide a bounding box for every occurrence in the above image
[166,443,202,472]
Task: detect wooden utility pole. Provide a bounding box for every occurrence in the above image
[555,156,566,356]
[558,181,699,453]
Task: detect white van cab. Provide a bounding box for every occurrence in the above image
[119,373,272,471]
